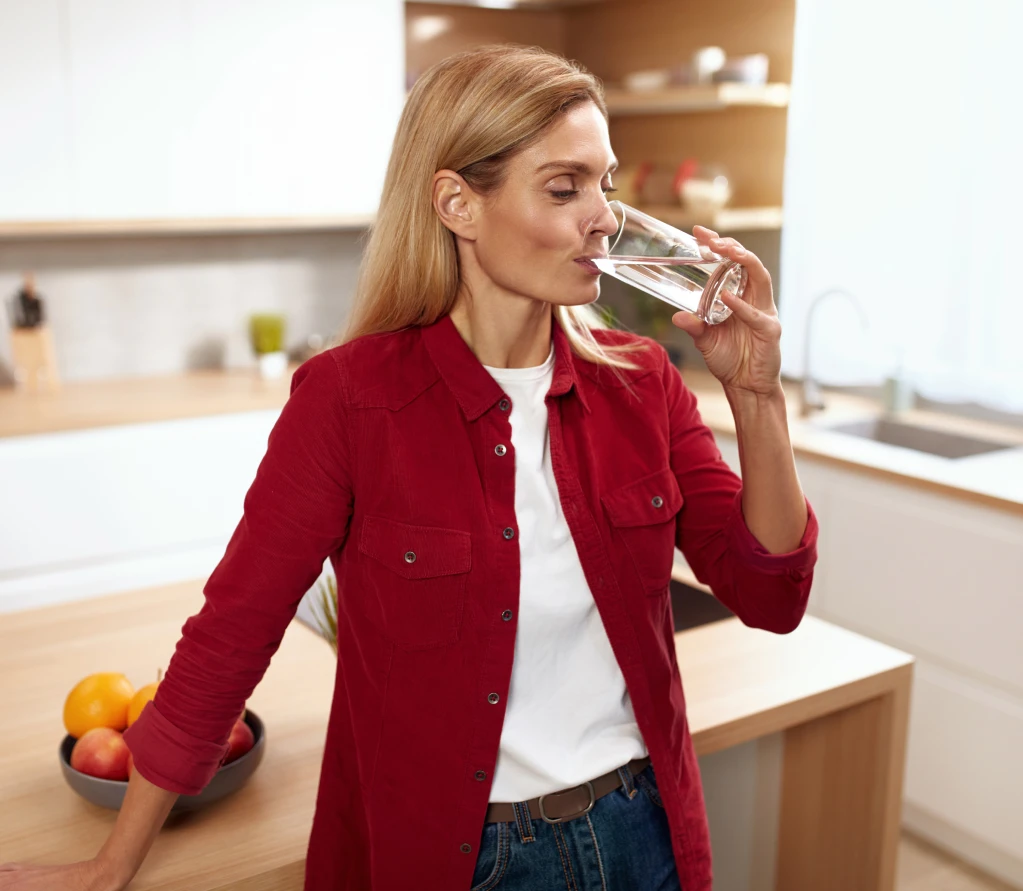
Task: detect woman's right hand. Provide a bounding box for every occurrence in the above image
[0,858,123,891]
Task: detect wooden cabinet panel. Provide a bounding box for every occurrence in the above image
[566,0,796,85]
[407,2,566,84]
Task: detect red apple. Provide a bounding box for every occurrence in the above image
[126,750,134,778]
[224,717,254,765]
[70,727,130,781]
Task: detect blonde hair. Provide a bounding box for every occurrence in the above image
[336,44,647,372]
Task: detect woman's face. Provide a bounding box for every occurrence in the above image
[459,101,620,309]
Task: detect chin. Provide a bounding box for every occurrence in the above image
[551,280,602,308]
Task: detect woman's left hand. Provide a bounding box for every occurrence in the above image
[671,226,783,399]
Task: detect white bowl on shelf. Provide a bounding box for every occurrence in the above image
[679,175,732,216]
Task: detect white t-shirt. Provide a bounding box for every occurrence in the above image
[482,340,648,803]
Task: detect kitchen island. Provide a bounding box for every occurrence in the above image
[0,578,913,890]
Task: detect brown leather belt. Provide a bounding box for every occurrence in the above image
[484,756,651,825]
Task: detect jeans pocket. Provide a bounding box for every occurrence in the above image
[634,766,665,810]
[470,821,511,891]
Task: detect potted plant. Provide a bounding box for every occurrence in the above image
[308,573,339,656]
[249,313,287,379]
[615,293,685,369]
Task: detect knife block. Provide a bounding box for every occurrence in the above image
[10,325,61,392]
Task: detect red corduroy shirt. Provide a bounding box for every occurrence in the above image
[123,311,819,890]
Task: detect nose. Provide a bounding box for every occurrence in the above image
[587,198,619,239]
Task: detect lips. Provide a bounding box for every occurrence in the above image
[575,257,604,275]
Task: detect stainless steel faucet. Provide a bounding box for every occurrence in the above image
[799,288,871,418]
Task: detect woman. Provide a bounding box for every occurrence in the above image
[0,45,817,891]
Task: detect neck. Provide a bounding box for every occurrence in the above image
[448,267,553,370]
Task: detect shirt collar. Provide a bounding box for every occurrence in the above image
[420,312,591,421]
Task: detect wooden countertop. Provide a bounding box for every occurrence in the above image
[0,578,912,889]
[0,365,299,439]
[2,356,1020,515]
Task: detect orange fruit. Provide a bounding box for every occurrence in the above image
[63,672,135,738]
[127,670,162,727]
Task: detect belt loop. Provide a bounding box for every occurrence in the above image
[617,764,638,799]
[513,800,536,843]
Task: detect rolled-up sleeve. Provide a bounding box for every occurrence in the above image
[123,349,354,795]
[662,348,819,635]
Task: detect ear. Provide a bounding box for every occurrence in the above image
[432,170,479,240]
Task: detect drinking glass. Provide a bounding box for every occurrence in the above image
[593,200,748,324]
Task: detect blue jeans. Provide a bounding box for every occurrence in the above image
[470,762,681,890]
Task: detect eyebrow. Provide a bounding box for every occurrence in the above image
[535,159,619,176]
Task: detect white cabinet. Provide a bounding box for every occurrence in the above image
[813,472,1023,690]
[0,410,280,613]
[0,0,404,221]
[713,429,1023,885]
[65,0,191,219]
[0,1,74,219]
[178,0,404,218]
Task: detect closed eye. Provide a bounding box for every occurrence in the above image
[552,186,618,200]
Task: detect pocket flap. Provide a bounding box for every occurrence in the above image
[601,467,683,528]
[358,516,471,579]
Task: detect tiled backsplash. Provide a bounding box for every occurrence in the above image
[0,229,366,384]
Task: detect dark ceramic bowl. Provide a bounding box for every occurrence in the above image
[58,710,265,814]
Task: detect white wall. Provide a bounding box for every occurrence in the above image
[0,229,363,382]
[778,0,1023,413]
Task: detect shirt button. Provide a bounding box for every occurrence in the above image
[502,609,513,621]
[502,527,515,540]
[460,843,472,854]
[651,495,664,508]
[499,398,510,411]
[495,444,507,457]
[404,551,417,563]
[475,770,486,781]
[488,693,500,704]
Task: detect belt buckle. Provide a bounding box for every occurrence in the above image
[537,780,596,825]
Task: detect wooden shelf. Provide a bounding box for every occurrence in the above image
[638,204,783,233]
[0,214,374,241]
[604,83,791,116]
[406,0,608,7]
[0,207,780,240]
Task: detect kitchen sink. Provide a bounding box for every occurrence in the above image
[822,417,1016,459]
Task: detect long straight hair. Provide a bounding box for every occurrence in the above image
[336,44,647,371]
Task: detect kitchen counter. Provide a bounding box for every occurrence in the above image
[0,578,913,890]
[2,356,1019,515]
[680,368,1023,516]
[0,364,300,439]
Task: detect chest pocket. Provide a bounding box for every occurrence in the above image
[601,467,683,596]
[358,515,472,650]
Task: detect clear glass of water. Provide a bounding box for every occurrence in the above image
[593,200,748,325]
